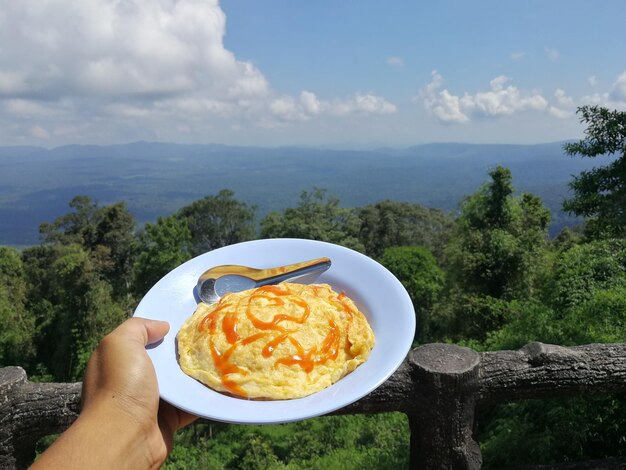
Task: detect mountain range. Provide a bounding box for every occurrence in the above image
[0,141,605,246]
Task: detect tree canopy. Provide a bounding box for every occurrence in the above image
[563,105,626,238]
[378,246,444,342]
[177,189,256,256]
[447,166,550,300]
[357,200,453,260]
[260,188,364,251]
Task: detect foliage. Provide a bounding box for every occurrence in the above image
[177,189,256,256]
[133,216,192,297]
[260,188,364,251]
[378,246,444,342]
[439,166,551,340]
[0,247,36,367]
[20,196,137,379]
[39,196,136,297]
[22,243,126,380]
[480,396,626,468]
[357,200,453,260]
[478,239,626,350]
[447,166,551,299]
[164,413,409,470]
[563,106,626,239]
[477,239,626,467]
[543,239,626,313]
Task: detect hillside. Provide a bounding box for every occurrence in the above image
[0,141,602,246]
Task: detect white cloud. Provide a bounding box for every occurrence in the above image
[0,0,396,143]
[510,52,525,61]
[417,72,468,123]
[0,70,29,94]
[580,71,626,108]
[269,95,309,122]
[267,91,397,125]
[548,89,575,119]
[588,75,598,87]
[4,99,56,117]
[0,0,259,100]
[328,93,397,116]
[300,91,322,115]
[386,56,404,67]
[554,89,574,108]
[419,71,550,124]
[420,70,626,126]
[609,71,626,102]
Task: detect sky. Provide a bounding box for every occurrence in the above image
[1,0,625,148]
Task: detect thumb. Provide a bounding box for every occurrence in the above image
[116,317,171,346]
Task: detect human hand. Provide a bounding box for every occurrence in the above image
[32,317,197,470]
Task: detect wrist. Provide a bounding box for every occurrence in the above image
[81,397,168,469]
[31,402,165,470]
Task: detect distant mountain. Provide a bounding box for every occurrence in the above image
[0,141,603,246]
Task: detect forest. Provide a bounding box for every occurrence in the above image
[1,105,626,468]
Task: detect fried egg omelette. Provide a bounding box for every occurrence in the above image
[177,282,375,399]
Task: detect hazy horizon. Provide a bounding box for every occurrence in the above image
[0,138,576,153]
[0,141,596,247]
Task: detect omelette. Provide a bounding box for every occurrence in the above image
[177,282,375,399]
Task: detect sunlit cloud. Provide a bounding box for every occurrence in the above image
[0,0,397,143]
[580,71,626,108]
[419,70,626,125]
[548,89,575,119]
[418,71,553,124]
[266,91,397,126]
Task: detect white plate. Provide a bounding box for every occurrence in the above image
[134,238,415,424]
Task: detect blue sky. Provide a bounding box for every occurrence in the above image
[1,0,625,147]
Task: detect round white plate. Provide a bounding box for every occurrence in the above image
[134,238,415,424]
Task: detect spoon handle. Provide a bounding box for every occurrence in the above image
[255,257,332,286]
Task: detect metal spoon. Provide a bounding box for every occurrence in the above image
[196,257,332,304]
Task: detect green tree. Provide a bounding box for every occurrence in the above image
[260,188,364,251]
[177,189,256,256]
[22,243,126,380]
[39,195,100,246]
[563,106,626,238]
[357,200,453,260]
[378,246,444,342]
[478,239,626,467]
[543,239,626,314]
[133,216,193,296]
[165,413,409,469]
[90,202,137,294]
[447,166,550,299]
[440,167,551,339]
[0,247,35,367]
[39,196,137,297]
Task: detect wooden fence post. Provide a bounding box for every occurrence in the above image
[408,343,482,470]
[0,367,81,469]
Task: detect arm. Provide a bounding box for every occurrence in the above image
[31,318,196,470]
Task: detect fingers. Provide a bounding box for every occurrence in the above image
[177,409,198,429]
[113,317,171,347]
[159,399,198,431]
[157,400,198,455]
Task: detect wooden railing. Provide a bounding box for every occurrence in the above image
[2,342,626,469]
